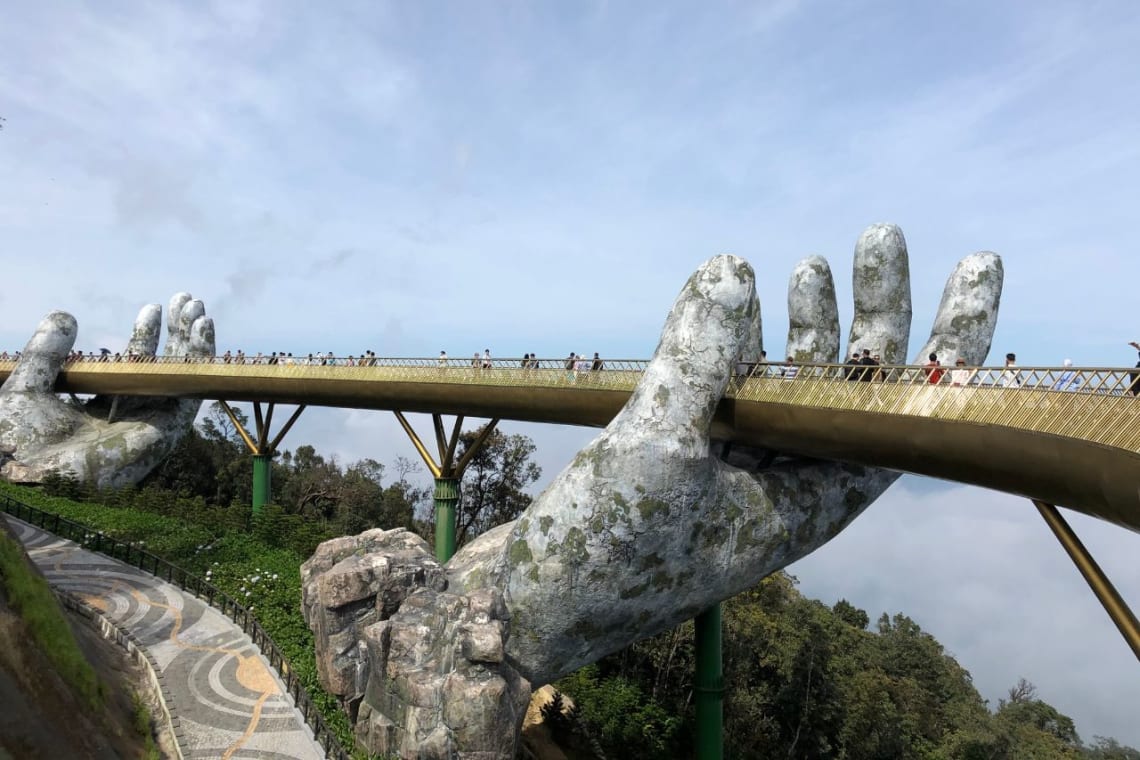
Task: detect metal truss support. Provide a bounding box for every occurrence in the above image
[695,603,725,760]
[1033,500,1140,661]
[219,400,307,516]
[394,412,499,563]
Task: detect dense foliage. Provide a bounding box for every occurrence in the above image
[0,404,541,757]
[142,402,431,545]
[3,404,1135,759]
[551,573,1138,759]
[0,478,360,751]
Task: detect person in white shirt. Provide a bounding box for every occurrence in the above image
[997,352,1020,387]
[949,358,973,386]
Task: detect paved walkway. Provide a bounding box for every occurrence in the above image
[5,516,327,760]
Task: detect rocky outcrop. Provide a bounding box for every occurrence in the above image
[302,529,529,758]
[301,529,447,718]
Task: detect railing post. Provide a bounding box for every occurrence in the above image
[695,602,724,760]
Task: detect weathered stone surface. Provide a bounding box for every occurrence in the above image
[787,254,840,362]
[847,223,912,364]
[0,297,214,488]
[446,228,1003,689]
[460,621,505,663]
[302,223,1004,756]
[303,528,529,757]
[300,528,445,713]
[913,251,1003,365]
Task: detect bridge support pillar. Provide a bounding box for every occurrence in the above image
[394,412,499,563]
[1034,500,1140,661]
[695,602,724,760]
[434,477,460,562]
[252,455,272,515]
[218,401,306,517]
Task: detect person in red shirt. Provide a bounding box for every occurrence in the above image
[924,352,945,384]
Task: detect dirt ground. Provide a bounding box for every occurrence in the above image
[0,567,172,758]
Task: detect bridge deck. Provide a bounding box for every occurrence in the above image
[2,359,1138,532]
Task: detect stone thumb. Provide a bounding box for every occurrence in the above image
[1,311,78,394]
[609,255,756,458]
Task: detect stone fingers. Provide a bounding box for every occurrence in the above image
[187,315,216,358]
[847,223,912,364]
[743,290,764,365]
[606,254,757,458]
[912,252,1003,365]
[495,255,759,682]
[126,304,162,357]
[786,255,840,363]
[159,294,214,360]
[164,293,192,356]
[1,311,77,394]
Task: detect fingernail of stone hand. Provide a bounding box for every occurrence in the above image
[916,251,1003,365]
[848,223,912,364]
[787,255,840,363]
[3,311,77,394]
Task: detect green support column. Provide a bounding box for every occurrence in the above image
[695,603,724,760]
[252,454,272,515]
[217,402,305,518]
[434,477,460,562]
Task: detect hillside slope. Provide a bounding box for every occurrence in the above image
[0,522,161,759]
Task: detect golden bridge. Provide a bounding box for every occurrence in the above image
[2,355,1139,657]
[2,356,1138,525]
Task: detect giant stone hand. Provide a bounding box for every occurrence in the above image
[0,294,215,488]
[301,224,1003,758]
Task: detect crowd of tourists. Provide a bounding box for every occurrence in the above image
[731,347,1140,396]
[2,345,1139,396]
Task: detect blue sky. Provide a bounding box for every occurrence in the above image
[3,0,1140,747]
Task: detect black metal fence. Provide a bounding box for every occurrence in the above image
[0,492,351,760]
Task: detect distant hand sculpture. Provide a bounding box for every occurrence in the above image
[304,224,1004,758]
[0,294,215,488]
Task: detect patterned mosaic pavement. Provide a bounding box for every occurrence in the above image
[5,516,327,760]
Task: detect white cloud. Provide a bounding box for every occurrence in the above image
[3,0,1140,748]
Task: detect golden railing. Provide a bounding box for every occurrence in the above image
[1,357,1139,454]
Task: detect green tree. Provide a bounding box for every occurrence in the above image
[993,678,1081,757]
[454,426,541,546]
[145,402,251,503]
[833,598,870,630]
[1086,737,1140,759]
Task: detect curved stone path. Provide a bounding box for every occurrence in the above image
[5,516,327,760]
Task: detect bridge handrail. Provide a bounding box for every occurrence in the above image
[3,356,1136,395]
[0,493,351,760]
[3,357,1139,455]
